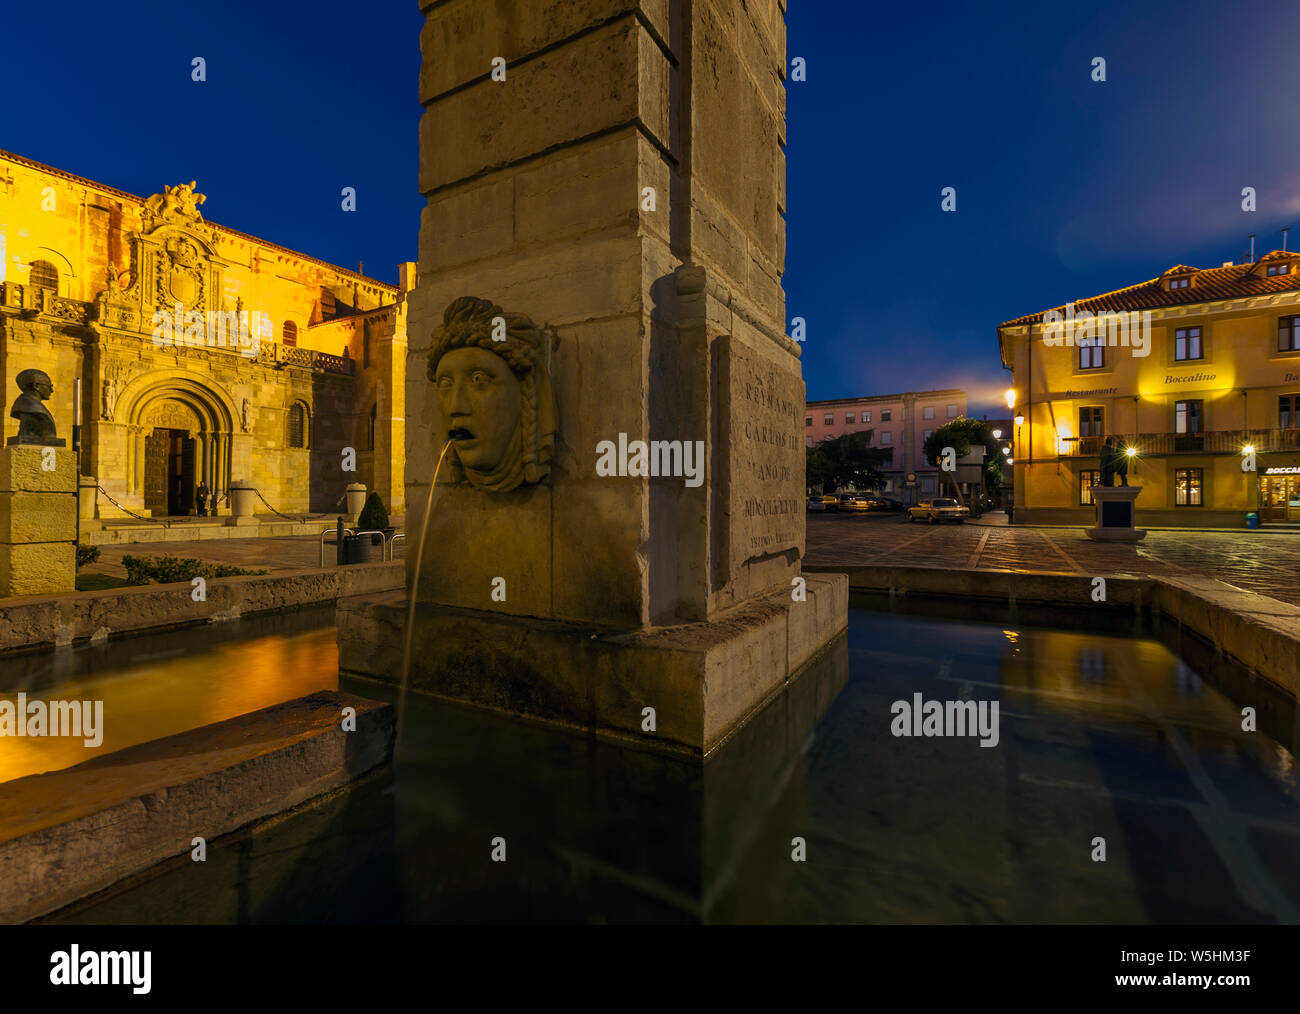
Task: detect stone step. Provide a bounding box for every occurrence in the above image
[0,690,394,923]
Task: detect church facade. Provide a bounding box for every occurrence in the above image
[0,148,408,518]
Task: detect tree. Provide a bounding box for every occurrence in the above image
[806,431,891,493]
[922,418,1003,497]
[806,444,834,494]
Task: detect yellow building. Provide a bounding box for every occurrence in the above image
[0,148,408,518]
[998,250,1300,527]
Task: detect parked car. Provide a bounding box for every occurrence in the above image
[906,497,970,524]
[837,493,871,512]
[877,497,905,512]
[807,495,827,512]
[860,495,891,512]
[813,493,839,512]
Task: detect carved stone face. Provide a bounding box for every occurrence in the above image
[434,346,522,478]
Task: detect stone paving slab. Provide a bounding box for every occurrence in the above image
[806,514,1300,607]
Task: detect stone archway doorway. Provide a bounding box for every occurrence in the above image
[138,397,211,517]
[144,427,196,516]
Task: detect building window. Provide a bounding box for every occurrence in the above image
[923,429,933,440]
[1281,395,1300,429]
[881,410,892,422]
[947,404,958,417]
[1268,264,1291,276]
[28,260,58,291]
[1079,406,1103,438]
[922,476,935,493]
[880,432,892,445]
[923,406,935,420]
[1079,341,1104,370]
[820,413,831,425]
[282,321,298,346]
[806,436,813,447]
[1079,470,1101,505]
[805,416,812,427]
[367,403,377,451]
[863,411,871,423]
[1175,468,1203,506]
[288,403,308,448]
[1174,326,1202,361]
[845,412,856,424]
[1168,277,1190,290]
[1174,399,1202,434]
[1279,316,1300,352]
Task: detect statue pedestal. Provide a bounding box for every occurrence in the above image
[1085,485,1147,542]
[0,445,76,597]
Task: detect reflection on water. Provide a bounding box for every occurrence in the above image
[25,597,1300,924]
[0,610,337,784]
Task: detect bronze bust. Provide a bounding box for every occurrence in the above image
[7,369,64,446]
[428,297,556,492]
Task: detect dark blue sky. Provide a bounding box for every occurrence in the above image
[3,1,1297,417]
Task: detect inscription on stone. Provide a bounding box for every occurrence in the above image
[728,341,804,565]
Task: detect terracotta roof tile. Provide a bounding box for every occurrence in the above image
[998,251,1300,329]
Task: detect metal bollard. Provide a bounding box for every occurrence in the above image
[336,516,344,566]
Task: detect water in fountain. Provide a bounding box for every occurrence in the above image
[397,439,452,752]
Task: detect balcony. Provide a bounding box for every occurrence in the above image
[0,282,92,324]
[1059,430,1300,457]
[272,344,354,376]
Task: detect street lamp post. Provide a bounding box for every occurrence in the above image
[1006,389,1021,521]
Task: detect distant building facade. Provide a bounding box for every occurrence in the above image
[0,148,408,517]
[805,388,967,497]
[998,251,1300,527]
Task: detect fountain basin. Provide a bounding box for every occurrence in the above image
[337,572,848,755]
[0,690,393,923]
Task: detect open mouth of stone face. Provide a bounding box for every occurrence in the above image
[448,427,473,441]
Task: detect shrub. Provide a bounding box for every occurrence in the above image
[76,544,101,569]
[357,491,389,532]
[122,554,268,586]
[356,492,390,546]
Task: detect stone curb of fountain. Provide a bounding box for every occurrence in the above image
[0,690,394,924]
[0,562,404,655]
[805,563,1300,701]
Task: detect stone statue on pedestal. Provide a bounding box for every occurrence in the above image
[1100,437,1128,488]
[7,369,65,446]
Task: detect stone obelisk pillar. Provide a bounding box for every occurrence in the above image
[341,0,846,754]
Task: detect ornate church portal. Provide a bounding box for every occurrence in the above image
[141,399,204,516]
[0,156,406,521]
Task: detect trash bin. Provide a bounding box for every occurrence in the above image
[1246,512,1259,529]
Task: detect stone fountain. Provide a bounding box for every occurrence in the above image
[337,0,847,755]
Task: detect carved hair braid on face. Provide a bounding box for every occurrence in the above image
[427,296,544,381]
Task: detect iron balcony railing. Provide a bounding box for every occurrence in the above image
[1059,429,1300,457]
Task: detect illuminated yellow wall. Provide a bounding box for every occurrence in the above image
[0,149,408,516]
[1002,280,1300,524]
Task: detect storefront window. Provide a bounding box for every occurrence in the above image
[1175,468,1202,506]
[1079,470,1100,505]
